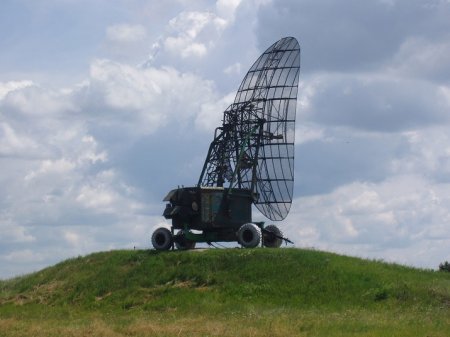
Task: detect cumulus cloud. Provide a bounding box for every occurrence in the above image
[0,218,35,244]
[196,91,235,131]
[75,169,142,214]
[216,0,242,22]
[285,174,450,267]
[2,84,77,116]
[0,45,224,278]
[163,11,224,58]
[0,81,34,100]
[391,127,450,183]
[223,62,242,75]
[84,59,218,135]
[1,61,218,229]
[63,230,82,247]
[0,122,38,156]
[148,0,246,63]
[0,76,150,278]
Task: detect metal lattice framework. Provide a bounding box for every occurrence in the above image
[198,37,300,221]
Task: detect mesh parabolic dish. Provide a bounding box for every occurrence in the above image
[234,37,300,221]
[197,37,301,221]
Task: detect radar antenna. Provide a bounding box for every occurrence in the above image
[152,37,301,251]
[198,37,301,220]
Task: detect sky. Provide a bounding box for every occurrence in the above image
[1,0,450,278]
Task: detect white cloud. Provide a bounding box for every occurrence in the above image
[168,11,216,39]
[75,170,135,213]
[89,59,164,110]
[196,91,234,131]
[286,174,450,268]
[216,0,242,21]
[78,136,108,164]
[0,122,38,156]
[0,81,34,100]
[87,59,217,134]
[391,127,450,181]
[106,24,147,43]
[163,11,217,58]
[0,217,35,244]
[223,62,241,75]
[63,230,81,247]
[181,42,208,58]
[30,158,74,176]
[0,77,147,270]
[161,9,232,59]
[0,58,221,278]
[2,84,77,116]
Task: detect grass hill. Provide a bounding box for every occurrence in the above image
[1,248,449,336]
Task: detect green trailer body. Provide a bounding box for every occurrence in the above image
[163,187,253,242]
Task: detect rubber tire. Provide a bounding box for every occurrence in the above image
[237,223,262,248]
[174,230,196,250]
[263,224,283,248]
[151,227,173,250]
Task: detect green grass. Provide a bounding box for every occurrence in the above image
[1,248,450,336]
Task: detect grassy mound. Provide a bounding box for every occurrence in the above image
[1,248,450,336]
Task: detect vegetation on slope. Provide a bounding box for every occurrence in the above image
[1,248,450,336]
